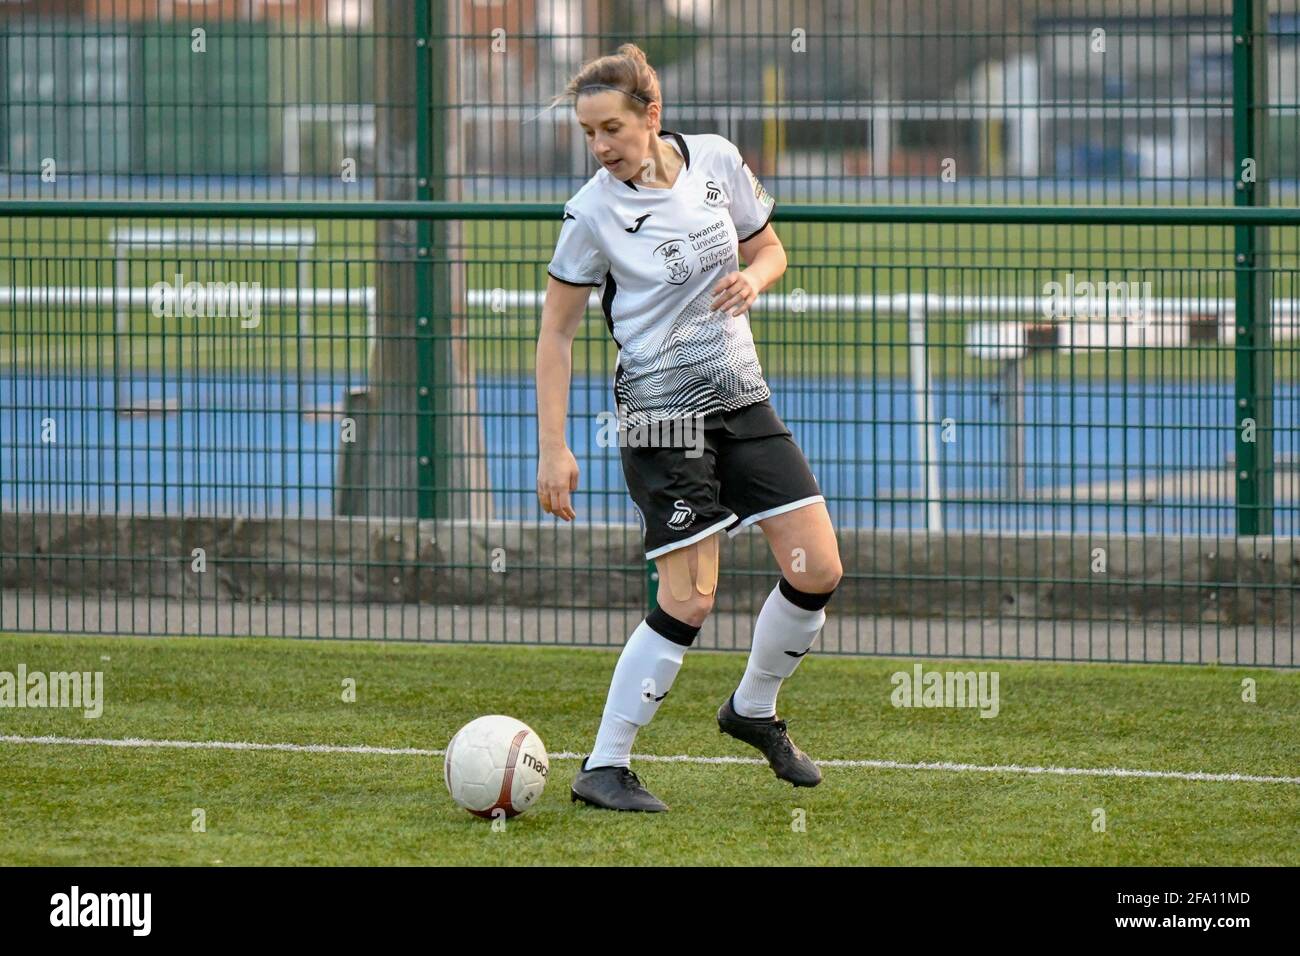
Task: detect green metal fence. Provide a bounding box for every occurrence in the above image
[0,1,1297,665]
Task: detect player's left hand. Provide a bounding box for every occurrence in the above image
[711,270,760,317]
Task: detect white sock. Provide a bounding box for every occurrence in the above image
[734,580,829,718]
[586,616,691,769]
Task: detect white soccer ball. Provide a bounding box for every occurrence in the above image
[444,715,549,819]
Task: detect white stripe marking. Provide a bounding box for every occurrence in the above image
[1,734,1296,785]
[0,735,436,757]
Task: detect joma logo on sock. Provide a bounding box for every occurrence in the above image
[890,664,1000,718]
[50,886,151,936]
[0,665,103,718]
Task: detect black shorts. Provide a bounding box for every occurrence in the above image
[620,399,825,560]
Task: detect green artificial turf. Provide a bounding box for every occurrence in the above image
[0,633,1296,866]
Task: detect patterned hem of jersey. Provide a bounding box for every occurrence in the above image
[618,388,772,426]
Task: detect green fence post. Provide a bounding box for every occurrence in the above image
[1232,0,1273,536]
[417,0,452,519]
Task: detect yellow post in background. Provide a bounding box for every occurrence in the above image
[985,117,1005,176]
[762,64,784,173]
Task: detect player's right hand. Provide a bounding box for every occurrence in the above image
[537,446,579,521]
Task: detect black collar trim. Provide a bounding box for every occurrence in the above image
[620,130,690,191]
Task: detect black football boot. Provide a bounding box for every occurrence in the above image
[717,694,822,787]
[571,758,669,812]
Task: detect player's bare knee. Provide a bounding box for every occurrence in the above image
[653,586,715,626]
[818,556,844,592]
[789,554,842,594]
[657,589,715,628]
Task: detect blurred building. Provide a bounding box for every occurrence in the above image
[0,1,1296,189]
[0,0,373,178]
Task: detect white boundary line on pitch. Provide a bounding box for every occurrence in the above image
[3,734,1297,786]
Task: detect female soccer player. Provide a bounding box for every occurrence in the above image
[536,44,843,812]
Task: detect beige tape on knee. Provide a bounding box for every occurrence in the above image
[663,534,719,602]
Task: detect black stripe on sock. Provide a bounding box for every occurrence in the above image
[646,606,702,647]
[778,576,836,612]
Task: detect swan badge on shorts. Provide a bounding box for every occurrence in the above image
[666,499,696,531]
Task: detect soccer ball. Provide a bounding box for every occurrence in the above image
[444,715,549,819]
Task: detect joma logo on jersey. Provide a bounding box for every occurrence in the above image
[703,179,729,207]
[653,238,692,286]
[667,499,696,531]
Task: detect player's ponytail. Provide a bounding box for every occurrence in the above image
[547,42,663,120]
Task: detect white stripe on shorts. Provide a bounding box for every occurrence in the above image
[725,495,825,538]
[645,514,738,560]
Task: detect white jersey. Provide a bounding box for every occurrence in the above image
[547,130,777,424]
